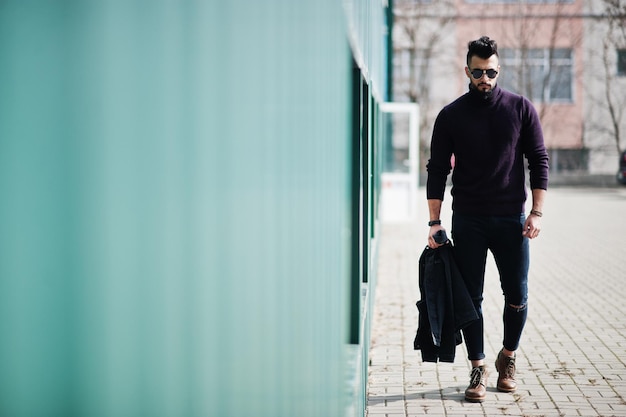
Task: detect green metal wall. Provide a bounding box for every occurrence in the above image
[0,1,389,416]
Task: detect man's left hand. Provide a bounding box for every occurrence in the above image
[523,215,541,239]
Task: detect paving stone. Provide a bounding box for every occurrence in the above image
[366,187,626,417]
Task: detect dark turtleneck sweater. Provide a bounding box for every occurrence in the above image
[426,85,549,216]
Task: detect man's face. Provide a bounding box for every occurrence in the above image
[465,55,500,92]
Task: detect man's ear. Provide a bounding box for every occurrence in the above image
[464,66,471,78]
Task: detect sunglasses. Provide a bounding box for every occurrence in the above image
[470,68,498,79]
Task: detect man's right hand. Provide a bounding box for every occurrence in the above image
[427,225,447,249]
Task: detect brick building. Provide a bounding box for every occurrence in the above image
[392,0,626,179]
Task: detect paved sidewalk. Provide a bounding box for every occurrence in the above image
[367,187,626,417]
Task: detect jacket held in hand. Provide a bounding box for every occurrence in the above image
[414,242,479,362]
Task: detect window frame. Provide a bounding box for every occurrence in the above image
[499,47,574,103]
[617,49,626,77]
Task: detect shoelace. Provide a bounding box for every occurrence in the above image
[469,367,484,387]
[503,357,516,378]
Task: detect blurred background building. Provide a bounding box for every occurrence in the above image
[391,0,626,184]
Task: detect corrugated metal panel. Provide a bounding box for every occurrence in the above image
[0,1,389,416]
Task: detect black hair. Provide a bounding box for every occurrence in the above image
[466,36,498,66]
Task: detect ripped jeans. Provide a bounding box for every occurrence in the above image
[451,212,529,361]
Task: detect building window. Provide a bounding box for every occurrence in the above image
[392,47,432,102]
[618,49,626,77]
[499,48,573,103]
[548,148,588,173]
[392,49,411,101]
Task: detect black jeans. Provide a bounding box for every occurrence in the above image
[452,213,529,361]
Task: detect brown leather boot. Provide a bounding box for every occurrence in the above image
[495,350,517,392]
[464,365,488,402]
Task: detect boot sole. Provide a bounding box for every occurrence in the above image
[465,395,486,403]
[496,385,516,393]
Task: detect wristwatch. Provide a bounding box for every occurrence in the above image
[428,220,442,227]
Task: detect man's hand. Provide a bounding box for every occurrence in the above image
[427,224,447,248]
[524,189,546,239]
[522,214,541,239]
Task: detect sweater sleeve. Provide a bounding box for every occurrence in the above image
[521,98,549,190]
[426,108,453,200]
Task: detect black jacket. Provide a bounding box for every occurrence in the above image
[414,242,479,362]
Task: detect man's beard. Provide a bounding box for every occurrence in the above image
[469,83,494,100]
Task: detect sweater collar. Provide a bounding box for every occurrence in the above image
[468,83,501,104]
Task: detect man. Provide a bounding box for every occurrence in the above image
[426,36,549,403]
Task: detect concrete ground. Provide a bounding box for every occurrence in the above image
[367,186,626,417]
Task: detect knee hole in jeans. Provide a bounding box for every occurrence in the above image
[507,303,527,313]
